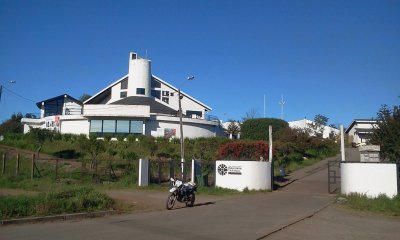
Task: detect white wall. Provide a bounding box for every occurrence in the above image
[146,115,222,138]
[341,162,398,198]
[83,104,150,117]
[215,161,272,191]
[60,118,90,135]
[64,98,82,115]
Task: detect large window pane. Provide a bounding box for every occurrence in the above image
[103,120,116,133]
[90,120,102,133]
[130,120,143,134]
[116,120,130,133]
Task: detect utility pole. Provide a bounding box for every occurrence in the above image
[279,95,285,120]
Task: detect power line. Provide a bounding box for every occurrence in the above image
[1,85,37,103]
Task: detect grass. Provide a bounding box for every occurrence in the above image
[340,194,400,216]
[0,187,114,219]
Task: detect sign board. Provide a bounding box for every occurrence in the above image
[215,161,271,191]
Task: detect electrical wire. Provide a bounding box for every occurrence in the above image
[1,85,37,103]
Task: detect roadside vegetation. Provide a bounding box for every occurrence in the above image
[0,113,340,219]
[340,194,400,216]
[0,187,114,219]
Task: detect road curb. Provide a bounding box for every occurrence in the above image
[0,210,117,226]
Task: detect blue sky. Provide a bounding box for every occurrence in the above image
[0,0,399,127]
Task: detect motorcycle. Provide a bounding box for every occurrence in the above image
[166,178,197,210]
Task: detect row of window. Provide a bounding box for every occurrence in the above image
[90,120,143,134]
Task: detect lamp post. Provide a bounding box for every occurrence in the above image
[179,76,194,181]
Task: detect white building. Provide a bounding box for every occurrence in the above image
[345,119,378,146]
[288,118,340,139]
[22,52,224,138]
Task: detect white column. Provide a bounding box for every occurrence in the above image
[269,125,273,162]
[138,159,149,186]
[340,125,345,161]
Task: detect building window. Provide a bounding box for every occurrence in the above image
[116,120,130,133]
[170,92,174,97]
[103,120,116,133]
[90,120,103,133]
[136,88,145,95]
[44,98,64,117]
[130,120,143,134]
[162,97,169,104]
[162,91,169,96]
[121,78,128,89]
[187,110,202,118]
[120,91,127,98]
[151,79,161,88]
[151,90,161,99]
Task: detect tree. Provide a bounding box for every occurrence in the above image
[308,114,329,138]
[370,104,400,161]
[27,128,54,158]
[242,108,259,121]
[241,118,289,141]
[79,93,92,102]
[225,120,240,139]
[0,112,24,135]
[76,134,106,182]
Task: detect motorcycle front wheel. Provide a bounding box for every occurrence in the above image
[166,193,177,210]
[186,193,195,207]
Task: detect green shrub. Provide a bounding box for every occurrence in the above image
[218,140,269,160]
[241,118,289,141]
[0,187,114,219]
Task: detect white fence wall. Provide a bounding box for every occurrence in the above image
[215,161,271,191]
[341,162,398,198]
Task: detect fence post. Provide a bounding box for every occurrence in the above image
[2,153,6,175]
[157,160,162,184]
[16,153,20,176]
[55,158,59,181]
[138,159,149,187]
[31,154,35,180]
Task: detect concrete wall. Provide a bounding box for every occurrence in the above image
[215,161,272,191]
[146,115,220,138]
[341,162,398,198]
[83,104,150,118]
[60,118,89,135]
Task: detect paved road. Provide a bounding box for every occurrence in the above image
[1,151,399,240]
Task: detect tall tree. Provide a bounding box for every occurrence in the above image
[308,114,329,138]
[370,104,400,161]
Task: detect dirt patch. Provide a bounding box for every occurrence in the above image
[104,189,225,212]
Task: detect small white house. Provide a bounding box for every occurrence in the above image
[345,119,378,146]
[22,52,224,138]
[288,118,340,139]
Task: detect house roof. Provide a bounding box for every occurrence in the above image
[111,96,178,115]
[36,94,82,109]
[345,119,377,134]
[84,74,212,111]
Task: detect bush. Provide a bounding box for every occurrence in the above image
[241,118,289,141]
[0,187,114,219]
[218,140,269,160]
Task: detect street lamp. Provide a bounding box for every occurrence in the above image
[179,76,194,181]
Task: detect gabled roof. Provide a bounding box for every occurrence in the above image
[84,74,212,111]
[345,119,377,134]
[84,75,128,104]
[36,94,82,109]
[152,75,212,111]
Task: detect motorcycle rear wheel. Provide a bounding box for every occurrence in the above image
[186,193,195,207]
[166,193,177,210]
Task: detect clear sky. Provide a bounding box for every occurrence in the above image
[0,0,399,127]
